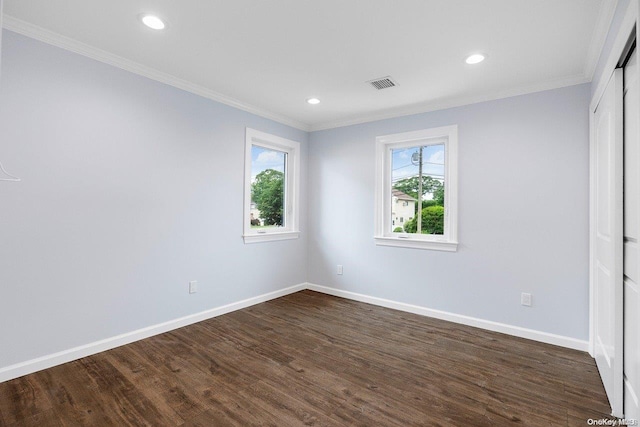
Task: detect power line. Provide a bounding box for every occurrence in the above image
[392,174,444,182]
[392,161,444,171]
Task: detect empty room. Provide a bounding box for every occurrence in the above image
[0,0,638,426]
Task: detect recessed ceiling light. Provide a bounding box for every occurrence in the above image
[306,98,321,105]
[465,54,486,65]
[140,14,166,30]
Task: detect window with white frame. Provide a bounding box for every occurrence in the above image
[374,125,458,251]
[243,128,300,243]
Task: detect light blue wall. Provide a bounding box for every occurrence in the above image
[0,22,595,372]
[0,31,308,368]
[308,84,591,340]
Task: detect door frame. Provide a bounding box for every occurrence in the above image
[591,0,638,358]
[590,0,640,418]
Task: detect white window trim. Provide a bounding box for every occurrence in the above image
[374,125,458,252]
[243,128,300,244]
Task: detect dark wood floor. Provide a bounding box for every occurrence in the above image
[0,290,612,426]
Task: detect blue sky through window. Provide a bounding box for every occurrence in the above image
[251,145,286,182]
[391,144,445,186]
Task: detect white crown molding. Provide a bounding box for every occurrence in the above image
[309,73,590,132]
[307,283,589,351]
[1,16,311,132]
[584,0,619,80]
[590,0,637,112]
[1,14,600,134]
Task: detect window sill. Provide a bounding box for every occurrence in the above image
[243,231,300,244]
[374,236,458,252]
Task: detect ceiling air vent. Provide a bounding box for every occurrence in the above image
[367,76,398,90]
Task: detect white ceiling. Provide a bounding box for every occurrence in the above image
[2,0,616,131]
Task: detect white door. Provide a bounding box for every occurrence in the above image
[624,47,640,421]
[593,67,624,417]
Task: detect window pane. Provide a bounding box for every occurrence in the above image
[391,144,445,234]
[250,145,286,228]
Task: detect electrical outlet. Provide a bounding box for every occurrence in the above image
[189,281,198,294]
[337,265,343,275]
[521,292,532,307]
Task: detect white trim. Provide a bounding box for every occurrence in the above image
[373,236,458,252]
[625,376,639,408]
[307,283,589,352]
[242,231,300,243]
[374,125,458,251]
[589,0,639,359]
[590,83,597,358]
[2,16,592,135]
[0,283,306,383]
[243,128,301,244]
[310,74,589,132]
[591,0,638,113]
[0,282,591,383]
[1,16,310,132]
[0,0,3,83]
[585,0,620,80]
[588,3,640,416]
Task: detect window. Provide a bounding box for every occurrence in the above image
[374,125,458,251]
[243,128,300,243]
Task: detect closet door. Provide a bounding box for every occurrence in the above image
[0,0,3,76]
[624,46,640,421]
[592,68,624,417]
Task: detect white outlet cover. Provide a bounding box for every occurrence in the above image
[521,293,532,307]
[189,280,198,294]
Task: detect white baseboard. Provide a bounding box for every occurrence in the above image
[0,281,589,383]
[306,283,589,352]
[0,283,306,383]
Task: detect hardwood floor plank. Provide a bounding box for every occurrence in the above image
[32,361,124,426]
[78,355,173,426]
[0,290,611,426]
[0,375,53,425]
[6,408,63,427]
[103,347,197,424]
[178,409,241,427]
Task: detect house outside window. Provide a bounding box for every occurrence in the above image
[243,128,300,243]
[374,125,458,251]
[392,190,416,232]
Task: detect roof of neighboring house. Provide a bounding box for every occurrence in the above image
[392,189,416,201]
